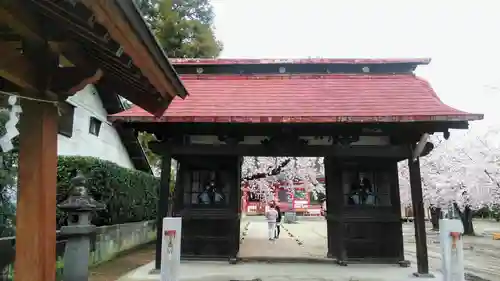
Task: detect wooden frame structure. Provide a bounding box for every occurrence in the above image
[111,58,483,274]
[0,1,187,280]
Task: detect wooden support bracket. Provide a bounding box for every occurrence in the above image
[51,67,103,96]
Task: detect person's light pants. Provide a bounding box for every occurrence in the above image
[267,222,276,239]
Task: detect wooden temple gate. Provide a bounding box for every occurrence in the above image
[110,58,483,274]
[0,1,186,280]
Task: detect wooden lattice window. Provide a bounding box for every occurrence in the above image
[342,169,392,207]
[183,170,229,207]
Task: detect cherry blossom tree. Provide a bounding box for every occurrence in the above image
[399,125,500,234]
[241,157,325,204]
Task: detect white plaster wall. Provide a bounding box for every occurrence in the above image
[57,84,134,169]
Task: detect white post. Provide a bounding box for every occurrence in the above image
[161,217,182,281]
[439,218,465,281]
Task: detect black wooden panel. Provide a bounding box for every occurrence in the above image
[181,218,237,257]
[324,156,344,259]
[174,155,241,260]
[328,159,403,262]
[344,221,401,259]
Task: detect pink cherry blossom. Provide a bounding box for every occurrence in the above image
[241,157,325,202]
[399,125,500,211]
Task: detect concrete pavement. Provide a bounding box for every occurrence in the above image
[239,218,500,280]
[118,218,500,281]
[119,260,440,281]
[241,219,500,281]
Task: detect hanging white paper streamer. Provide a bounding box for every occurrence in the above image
[0,96,22,152]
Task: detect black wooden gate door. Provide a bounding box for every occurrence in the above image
[173,155,242,260]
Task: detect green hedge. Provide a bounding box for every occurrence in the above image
[56,156,159,228]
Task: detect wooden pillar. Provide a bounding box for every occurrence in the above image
[155,154,172,270]
[324,157,346,263]
[13,32,59,281]
[391,162,410,267]
[15,99,58,281]
[324,157,334,258]
[408,157,431,276]
[231,156,243,261]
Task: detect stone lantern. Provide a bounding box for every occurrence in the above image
[58,171,105,281]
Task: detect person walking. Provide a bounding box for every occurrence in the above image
[265,203,278,241]
[273,201,282,239]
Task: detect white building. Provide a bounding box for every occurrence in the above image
[57,84,151,174]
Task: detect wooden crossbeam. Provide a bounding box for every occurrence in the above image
[0,41,103,96]
[0,2,99,95]
[0,42,37,90]
[150,141,410,159]
[0,0,44,43]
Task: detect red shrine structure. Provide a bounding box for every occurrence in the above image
[241,178,325,216]
[110,58,482,274]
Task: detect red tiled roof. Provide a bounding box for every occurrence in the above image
[170,58,431,65]
[109,74,483,123]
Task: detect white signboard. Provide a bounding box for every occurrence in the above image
[294,200,308,209]
[161,217,182,281]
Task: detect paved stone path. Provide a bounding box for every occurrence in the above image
[238,219,318,259]
[89,243,155,281]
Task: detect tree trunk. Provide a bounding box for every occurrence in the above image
[453,203,475,236]
[429,207,441,231]
[167,198,174,216]
[461,206,475,235]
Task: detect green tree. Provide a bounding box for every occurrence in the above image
[137,131,161,173]
[134,0,222,174]
[136,0,222,58]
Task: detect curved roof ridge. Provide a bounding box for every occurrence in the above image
[178,73,417,81]
[170,58,431,66]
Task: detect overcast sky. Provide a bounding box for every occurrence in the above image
[211,0,500,129]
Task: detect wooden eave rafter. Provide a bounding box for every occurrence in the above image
[95,80,153,174]
[50,41,165,113]
[81,0,187,114]
[0,0,44,42]
[11,0,185,115]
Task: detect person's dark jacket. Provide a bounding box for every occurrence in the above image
[275,205,282,222]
